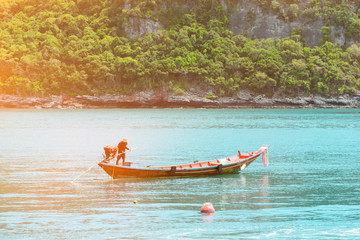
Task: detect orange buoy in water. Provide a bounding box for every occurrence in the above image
[200,203,215,213]
[133,200,138,204]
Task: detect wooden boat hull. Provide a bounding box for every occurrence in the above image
[98,146,268,179]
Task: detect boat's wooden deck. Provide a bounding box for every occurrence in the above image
[149,152,254,170]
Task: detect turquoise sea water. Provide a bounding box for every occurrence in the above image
[1,108,360,239]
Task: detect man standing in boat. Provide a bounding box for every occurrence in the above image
[117,137,130,165]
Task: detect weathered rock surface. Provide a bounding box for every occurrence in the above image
[1,91,360,109]
[122,0,359,48]
[123,17,162,38]
[228,0,358,47]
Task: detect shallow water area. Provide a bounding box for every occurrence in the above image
[1,108,360,239]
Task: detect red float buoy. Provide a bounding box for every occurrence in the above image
[200,203,215,213]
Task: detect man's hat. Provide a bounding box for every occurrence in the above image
[122,137,128,142]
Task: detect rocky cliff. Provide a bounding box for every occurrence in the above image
[228,0,358,47]
[124,0,359,48]
[228,0,323,47]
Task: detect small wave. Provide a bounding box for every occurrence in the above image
[264,229,295,238]
[263,231,277,237]
[336,228,360,237]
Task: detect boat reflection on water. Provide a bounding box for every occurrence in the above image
[261,174,269,187]
[217,174,271,211]
[259,174,270,205]
[91,172,271,219]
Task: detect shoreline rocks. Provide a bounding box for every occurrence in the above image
[1,91,360,109]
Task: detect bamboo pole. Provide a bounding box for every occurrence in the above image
[71,148,137,183]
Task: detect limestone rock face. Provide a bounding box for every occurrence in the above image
[121,0,359,47]
[123,18,162,38]
[228,1,321,47]
[229,1,359,47]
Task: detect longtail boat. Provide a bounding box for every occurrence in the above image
[98,145,269,178]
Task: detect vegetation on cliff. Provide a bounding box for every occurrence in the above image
[0,0,359,98]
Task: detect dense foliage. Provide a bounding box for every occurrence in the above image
[0,0,359,97]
